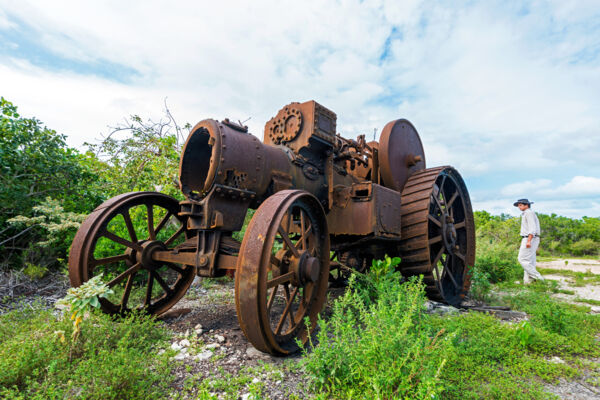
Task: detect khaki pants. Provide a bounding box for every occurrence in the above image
[518,237,544,283]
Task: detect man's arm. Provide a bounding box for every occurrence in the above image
[524,210,536,248]
[526,233,533,248]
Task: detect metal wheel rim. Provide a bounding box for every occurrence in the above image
[235,190,330,355]
[399,167,475,306]
[68,192,195,315]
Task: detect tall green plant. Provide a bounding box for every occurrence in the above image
[302,258,453,399]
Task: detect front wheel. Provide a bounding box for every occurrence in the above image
[235,190,330,355]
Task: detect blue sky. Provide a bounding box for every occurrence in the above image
[1,0,599,218]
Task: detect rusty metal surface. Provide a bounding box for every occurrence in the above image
[68,99,477,354]
[379,119,426,191]
[397,166,475,306]
[234,190,330,355]
[327,182,402,237]
[68,192,195,315]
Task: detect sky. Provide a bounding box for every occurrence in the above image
[1,0,599,218]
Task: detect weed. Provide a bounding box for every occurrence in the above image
[22,263,48,279]
[302,257,452,399]
[574,298,600,306]
[470,266,492,301]
[0,304,173,399]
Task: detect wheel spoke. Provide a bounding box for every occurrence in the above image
[428,214,442,227]
[429,235,442,245]
[122,210,138,243]
[270,254,281,268]
[107,262,141,287]
[455,252,466,262]
[121,272,136,309]
[267,285,278,312]
[433,256,445,297]
[300,211,307,250]
[154,212,172,235]
[431,246,445,268]
[443,256,460,289]
[432,193,444,215]
[152,271,173,295]
[439,175,447,195]
[275,286,298,335]
[92,253,129,267]
[277,226,299,257]
[164,225,185,247]
[447,191,459,208]
[147,205,156,240]
[144,272,154,306]
[103,231,143,252]
[267,271,294,288]
[454,221,465,230]
[166,263,184,275]
[282,284,295,328]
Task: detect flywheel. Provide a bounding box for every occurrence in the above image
[398,166,475,306]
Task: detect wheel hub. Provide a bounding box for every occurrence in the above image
[442,215,458,253]
[133,240,167,271]
[289,250,320,286]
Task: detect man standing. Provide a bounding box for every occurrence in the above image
[514,199,544,283]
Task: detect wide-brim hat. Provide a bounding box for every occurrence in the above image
[513,198,534,207]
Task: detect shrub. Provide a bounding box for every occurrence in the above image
[469,266,491,301]
[569,238,599,256]
[302,257,453,399]
[475,240,521,283]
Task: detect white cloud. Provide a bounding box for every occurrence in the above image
[1,0,599,217]
[501,179,553,197]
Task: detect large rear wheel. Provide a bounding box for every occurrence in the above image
[398,167,475,306]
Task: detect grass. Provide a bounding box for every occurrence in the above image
[538,268,600,286]
[0,303,174,399]
[302,261,600,400]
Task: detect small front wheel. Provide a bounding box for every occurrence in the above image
[235,190,330,355]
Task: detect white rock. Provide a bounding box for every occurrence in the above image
[195,329,204,336]
[171,342,182,350]
[252,377,260,384]
[173,352,187,360]
[275,380,281,385]
[157,349,165,355]
[246,346,266,358]
[241,394,251,400]
[216,335,225,343]
[196,350,212,361]
[550,356,565,364]
[179,339,191,347]
[206,343,220,349]
[194,324,203,330]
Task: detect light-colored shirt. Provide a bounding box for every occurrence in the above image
[520,208,541,237]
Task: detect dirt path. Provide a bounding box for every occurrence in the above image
[537,258,600,307]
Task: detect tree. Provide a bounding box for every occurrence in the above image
[84,107,190,199]
[0,98,103,268]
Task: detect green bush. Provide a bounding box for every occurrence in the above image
[0,305,173,399]
[469,266,492,301]
[568,238,598,256]
[0,98,102,269]
[474,240,521,283]
[302,257,453,399]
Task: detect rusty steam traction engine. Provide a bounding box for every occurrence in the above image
[69,101,475,355]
